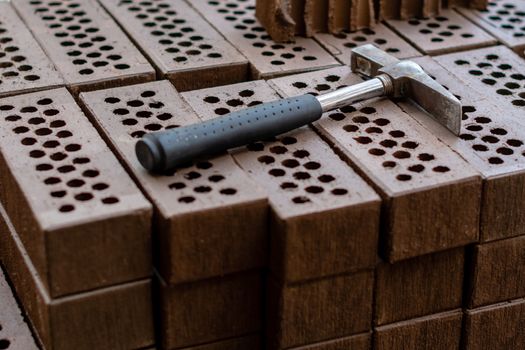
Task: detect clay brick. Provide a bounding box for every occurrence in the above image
[400,56,525,242]
[255,0,296,42]
[386,9,497,55]
[180,334,262,350]
[314,23,421,66]
[374,248,464,325]
[0,88,151,297]
[267,271,374,349]
[99,0,248,91]
[350,0,375,31]
[80,80,268,285]
[379,0,402,20]
[328,0,351,33]
[270,66,481,262]
[458,0,525,54]
[11,0,155,94]
[466,236,525,307]
[0,268,38,350]
[288,332,370,350]
[400,0,424,19]
[181,80,380,283]
[157,271,263,349]
[305,0,329,36]
[464,298,525,350]
[0,203,154,350]
[189,0,339,79]
[374,310,462,350]
[0,3,63,98]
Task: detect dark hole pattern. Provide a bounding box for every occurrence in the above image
[27,0,133,76]
[479,1,525,39]
[117,0,225,63]
[0,97,119,214]
[333,27,404,56]
[406,14,477,44]
[286,73,454,182]
[205,0,319,66]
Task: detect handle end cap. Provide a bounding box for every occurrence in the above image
[136,137,164,172]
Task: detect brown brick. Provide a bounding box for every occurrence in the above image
[375,249,464,325]
[180,334,262,350]
[0,202,154,350]
[99,0,248,91]
[12,0,155,94]
[270,66,481,262]
[181,80,380,283]
[374,310,462,350]
[305,0,329,36]
[189,0,339,79]
[464,298,525,350]
[267,271,374,349]
[80,80,268,285]
[0,3,63,98]
[386,9,497,55]
[157,271,263,349]
[255,0,296,42]
[289,332,371,350]
[327,0,351,33]
[0,88,151,297]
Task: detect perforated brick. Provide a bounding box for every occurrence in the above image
[80,80,268,285]
[270,66,481,262]
[99,0,248,91]
[386,9,497,55]
[314,23,421,66]
[0,3,63,98]
[458,0,525,54]
[188,0,340,79]
[181,80,380,282]
[0,88,151,297]
[0,268,38,350]
[400,56,525,242]
[0,203,154,350]
[12,0,155,94]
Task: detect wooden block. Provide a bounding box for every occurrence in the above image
[255,0,296,42]
[0,88,151,297]
[289,332,370,349]
[375,248,464,325]
[0,268,39,350]
[11,0,155,94]
[374,310,462,350]
[80,81,268,285]
[386,9,497,55]
[467,236,525,308]
[464,298,525,350]
[267,271,374,349]
[180,334,262,350]
[99,0,248,92]
[458,0,525,54]
[181,80,380,283]
[399,56,525,242]
[349,0,375,31]
[328,0,351,33]
[0,3,63,98]
[270,66,481,262]
[314,23,421,66]
[190,0,340,79]
[305,0,329,36]
[157,271,263,349]
[0,202,154,350]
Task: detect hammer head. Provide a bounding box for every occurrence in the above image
[350,44,462,136]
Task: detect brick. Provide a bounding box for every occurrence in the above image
[349,0,375,32]
[386,9,497,55]
[270,66,481,262]
[180,334,262,350]
[189,0,339,79]
[458,0,525,54]
[0,3,63,98]
[327,0,351,33]
[0,268,38,350]
[12,0,155,94]
[157,271,263,349]
[305,0,329,36]
[314,23,421,66]
[99,0,248,91]
[80,80,268,285]
[400,56,525,242]
[289,332,370,350]
[467,236,525,307]
[0,202,154,350]
[267,271,374,349]
[464,298,525,350]
[0,88,152,297]
[255,0,297,42]
[374,310,462,350]
[181,80,380,283]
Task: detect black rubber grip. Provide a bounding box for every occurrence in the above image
[136,94,322,172]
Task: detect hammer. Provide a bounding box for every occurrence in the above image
[136,44,461,173]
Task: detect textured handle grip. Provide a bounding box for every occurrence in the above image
[136,94,322,172]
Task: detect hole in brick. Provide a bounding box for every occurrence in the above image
[369,148,386,156]
[380,139,397,148]
[75,192,93,201]
[331,188,348,195]
[293,171,311,180]
[65,144,81,152]
[383,161,396,168]
[58,165,75,173]
[43,140,60,148]
[282,159,300,168]
[195,186,212,193]
[306,186,323,194]
[51,190,66,198]
[102,197,119,204]
[59,205,75,213]
[292,196,310,204]
[220,188,237,195]
[36,163,53,171]
[433,166,450,172]
[44,177,61,185]
[397,174,412,181]
[269,168,285,177]
[418,153,435,161]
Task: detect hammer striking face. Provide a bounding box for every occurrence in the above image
[136,44,461,173]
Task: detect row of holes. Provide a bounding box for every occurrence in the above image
[407,16,475,43]
[481,1,525,38]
